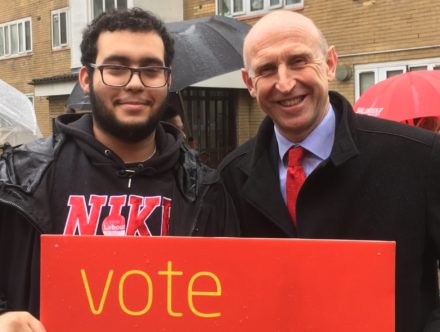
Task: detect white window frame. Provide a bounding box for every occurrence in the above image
[354,58,440,101]
[90,0,132,19]
[51,7,70,50]
[0,17,32,59]
[217,0,304,17]
[355,68,378,98]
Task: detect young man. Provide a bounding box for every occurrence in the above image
[0,8,238,331]
[219,10,440,332]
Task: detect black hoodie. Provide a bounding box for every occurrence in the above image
[51,114,182,236]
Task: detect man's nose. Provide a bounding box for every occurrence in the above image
[275,65,295,93]
[125,71,144,90]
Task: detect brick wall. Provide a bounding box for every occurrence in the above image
[183,0,215,20]
[185,0,440,142]
[302,0,440,104]
[183,0,215,19]
[2,1,439,141]
[0,0,70,137]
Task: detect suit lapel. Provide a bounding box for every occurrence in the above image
[241,125,296,236]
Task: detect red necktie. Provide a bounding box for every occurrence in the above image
[286,146,306,224]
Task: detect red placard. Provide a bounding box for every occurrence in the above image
[40,236,394,331]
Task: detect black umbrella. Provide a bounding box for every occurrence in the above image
[66,79,92,111]
[66,15,250,110]
[167,15,250,91]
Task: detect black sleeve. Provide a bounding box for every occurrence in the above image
[194,180,240,237]
[0,204,41,317]
[423,136,440,331]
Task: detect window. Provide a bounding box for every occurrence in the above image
[52,8,69,49]
[355,58,440,100]
[0,18,31,58]
[217,0,303,16]
[92,0,128,18]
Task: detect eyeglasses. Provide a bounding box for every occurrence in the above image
[88,63,171,88]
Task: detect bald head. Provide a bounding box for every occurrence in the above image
[243,10,328,70]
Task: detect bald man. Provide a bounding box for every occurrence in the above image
[219,10,440,332]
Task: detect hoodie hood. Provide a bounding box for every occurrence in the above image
[55,113,184,177]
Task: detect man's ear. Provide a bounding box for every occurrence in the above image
[241,68,256,98]
[326,46,338,81]
[167,72,173,89]
[79,66,91,94]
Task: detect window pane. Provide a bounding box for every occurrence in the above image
[360,72,375,96]
[386,69,403,78]
[117,0,127,9]
[53,14,60,47]
[25,21,31,51]
[60,12,67,44]
[233,0,243,12]
[251,0,263,11]
[285,0,301,4]
[10,24,18,54]
[434,66,440,71]
[0,27,4,56]
[409,66,427,71]
[270,0,281,6]
[18,23,24,52]
[105,0,115,10]
[4,26,9,54]
[94,0,103,17]
[217,0,231,15]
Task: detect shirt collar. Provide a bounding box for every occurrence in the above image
[275,104,336,161]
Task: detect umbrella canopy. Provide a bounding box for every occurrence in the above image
[0,79,42,146]
[354,70,440,122]
[66,80,92,111]
[167,15,250,92]
[66,15,250,111]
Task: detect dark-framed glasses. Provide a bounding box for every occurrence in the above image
[88,63,171,88]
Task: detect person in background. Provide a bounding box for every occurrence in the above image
[219,9,440,332]
[0,8,238,331]
[187,136,198,150]
[162,101,185,133]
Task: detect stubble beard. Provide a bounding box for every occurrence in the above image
[89,82,167,143]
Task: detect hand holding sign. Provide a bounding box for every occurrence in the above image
[0,311,46,332]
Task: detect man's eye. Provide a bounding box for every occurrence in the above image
[105,66,128,75]
[142,67,162,77]
[256,66,276,77]
[290,58,308,67]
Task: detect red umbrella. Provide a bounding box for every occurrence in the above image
[354,70,440,122]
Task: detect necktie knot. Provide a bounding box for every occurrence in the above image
[288,146,305,167]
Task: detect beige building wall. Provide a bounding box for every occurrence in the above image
[3,1,438,142]
[184,0,215,19]
[302,0,440,104]
[2,0,184,139]
[0,0,70,137]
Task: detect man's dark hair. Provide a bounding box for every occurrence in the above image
[80,7,174,68]
[162,103,181,121]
